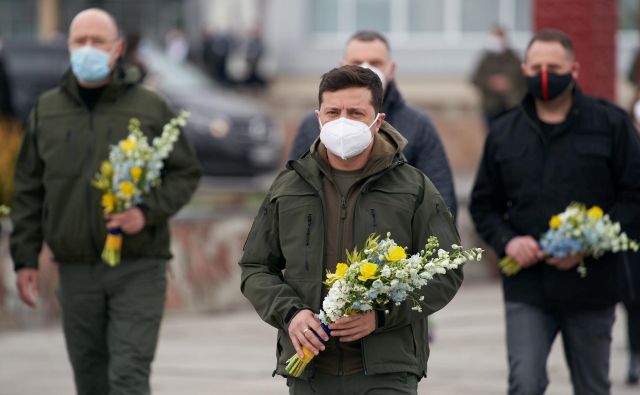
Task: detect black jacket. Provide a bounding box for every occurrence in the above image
[470,87,640,310]
[288,80,457,217]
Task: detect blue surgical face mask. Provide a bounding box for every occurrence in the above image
[70,45,113,82]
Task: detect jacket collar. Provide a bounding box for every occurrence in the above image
[521,84,583,137]
[381,80,404,124]
[60,61,139,107]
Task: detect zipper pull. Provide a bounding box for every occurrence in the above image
[340,197,347,220]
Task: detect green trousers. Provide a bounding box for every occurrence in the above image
[57,258,167,395]
[287,371,418,395]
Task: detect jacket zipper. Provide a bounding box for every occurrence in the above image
[521,109,549,243]
[86,109,100,256]
[304,213,312,271]
[370,208,377,232]
[336,196,347,262]
[354,162,402,375]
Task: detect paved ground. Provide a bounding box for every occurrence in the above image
[0,280,637,395]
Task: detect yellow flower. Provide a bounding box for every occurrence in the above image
[100,161,113,178]
[335,263,348,278]
[385,245,406,262]
[118,181,136,199]
[119,137,137,153]
[325,263,348,284]
[549,215,562,229]
[358,262,379,282]
[101,192,117,214]
[130,167,143,183]
[587,206,603,220]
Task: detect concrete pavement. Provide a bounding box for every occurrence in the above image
[0,281,637,395]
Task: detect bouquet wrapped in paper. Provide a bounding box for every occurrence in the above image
[285,233,483,377]
[500,203,639,277]
[92,111,189,266]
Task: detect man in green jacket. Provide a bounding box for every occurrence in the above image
[10,8,201,395]
[239,65,463,394]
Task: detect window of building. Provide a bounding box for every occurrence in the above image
[408,0,445,32]
[461,0,500,32]
[309,0,532,40]
[619,0,639,30]
[355,0,391,32]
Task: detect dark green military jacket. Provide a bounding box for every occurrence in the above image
[239,123,463,378]
[10,65,201,269]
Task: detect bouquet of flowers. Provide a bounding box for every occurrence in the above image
[500,203,639,277]
[0,205,9,217]
[285,232,483,377]
[92,111,189,266]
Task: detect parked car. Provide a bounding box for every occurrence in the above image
[139,43,284,177]
[3,39,69,122]
[3,39,284,177]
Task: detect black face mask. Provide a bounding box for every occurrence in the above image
[526,68,573,101]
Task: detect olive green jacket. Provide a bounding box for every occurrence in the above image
[239,122,463,378]
[10,65,201,269]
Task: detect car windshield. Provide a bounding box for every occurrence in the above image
[140,44,214,89]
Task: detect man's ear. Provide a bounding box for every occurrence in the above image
[386,61,397,81]
[374,113,385,132]
[572,62,580,80]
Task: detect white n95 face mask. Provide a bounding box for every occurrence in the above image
[319,114,379,160]
[359,62,386,88]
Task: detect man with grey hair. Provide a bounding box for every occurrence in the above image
[289,30,457,218]
[10,8,201,394]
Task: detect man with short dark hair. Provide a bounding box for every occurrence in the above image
[240,65,463,394]
[10,8,201,395]
[470,29,640,395]
[289,30,457,217]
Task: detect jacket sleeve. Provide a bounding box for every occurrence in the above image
[10,107,44,271]
[409,115,458,218]
[139,101,202,226]
[607,113,640,239]
[376,177,463,332]
[469,131,517,256]
[288,111,319,161]
[239,193,311,330]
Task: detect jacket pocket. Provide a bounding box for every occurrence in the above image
[569,132,613,198]
[574,133,611,158]
[40,129,84,179]
[278,195,323,279]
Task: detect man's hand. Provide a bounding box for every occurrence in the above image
[105,207,145,235]
[546,254,582,271]
[16,268,38,308]
[329,311,375,342]
[288,309,329,358]
[505,236,545,268]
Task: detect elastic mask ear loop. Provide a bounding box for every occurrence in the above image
[368,113,380,128]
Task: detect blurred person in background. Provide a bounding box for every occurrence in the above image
[288,30,457,218]
[123,31,147,82]
[0,36,14,120]
[0,36,21,215]
[201,28,234,86]
[242,26,267,89]
[165,27,189,64]
[10,8,201,395]
[470,25,526,129]
[624,62,640,385]
[470,29,640,395]
[240,65,462,394]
